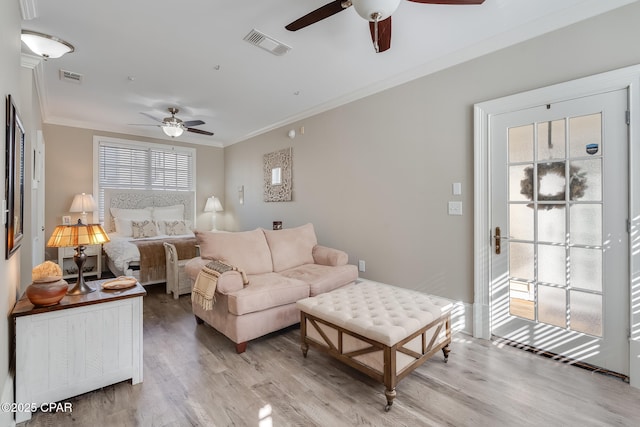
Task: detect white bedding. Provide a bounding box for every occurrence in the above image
[103,232,195,273]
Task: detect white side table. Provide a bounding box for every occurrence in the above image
[12,280,146,423]
[58,244,102,279]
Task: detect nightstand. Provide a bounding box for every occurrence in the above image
[57,244,102,279]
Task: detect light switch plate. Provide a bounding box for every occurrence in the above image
[453,182,462,195]
[448,201,463,216]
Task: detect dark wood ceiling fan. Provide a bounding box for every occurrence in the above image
[130,107,214,137]
[285,0,485,53]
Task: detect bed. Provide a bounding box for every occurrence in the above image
[102,189,198,286]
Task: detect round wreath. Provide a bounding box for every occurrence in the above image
[520,162,588,210]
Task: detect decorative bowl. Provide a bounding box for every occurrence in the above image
[25,276,68,307]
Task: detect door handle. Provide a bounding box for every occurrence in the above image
[494,227,501,255]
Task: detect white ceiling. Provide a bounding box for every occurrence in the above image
[20,0,637,147]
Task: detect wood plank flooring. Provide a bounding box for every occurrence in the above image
[20,284,640,426]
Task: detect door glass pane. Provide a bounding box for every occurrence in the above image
[538,285,566,328]
[570,204,602,246]
[538,206,565,244]
[510,165,532,202]
[509,204,533,240]
[510,281,534,320]
[538,244,566,286]
[570,291,602,337]
[537,120,565,160]
[569,113,601,158]
[509,124,534,162]
[570,247,602,292]
[538,162,565,202]
[509,242,534,281]
[570,159,601,201]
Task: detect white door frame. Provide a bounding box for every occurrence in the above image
[473,64,640,388]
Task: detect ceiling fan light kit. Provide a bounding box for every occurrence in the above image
[162,123,184,138]
[351,0,401,21]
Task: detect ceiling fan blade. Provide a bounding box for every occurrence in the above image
[128,123,161,127]
[285,0,351,31]
[140,112,164,123]
[186,127,214,136]
[407,0,485,4]
[182,119,205,127]
[369,16,392,53]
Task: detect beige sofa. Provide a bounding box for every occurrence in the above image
[185,223,358,353]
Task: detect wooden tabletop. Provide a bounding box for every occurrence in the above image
[12,279,147,318]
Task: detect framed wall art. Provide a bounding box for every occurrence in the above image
[5,95,25,258]
[263,147,292,202]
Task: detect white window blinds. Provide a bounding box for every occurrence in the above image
[96,138,195,221]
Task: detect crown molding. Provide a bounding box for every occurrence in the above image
[21,53,48,123]
[19,0,38,20]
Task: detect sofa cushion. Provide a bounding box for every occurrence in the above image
[227,273,309,316]
[263,223,317,272]
[196,229,273,275]
[279,263,358,296]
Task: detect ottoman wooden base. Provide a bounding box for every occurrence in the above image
[297,281,452,411]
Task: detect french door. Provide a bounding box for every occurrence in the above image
[490,89,629,375]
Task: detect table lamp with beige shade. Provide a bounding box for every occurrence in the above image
[47,221,110,295]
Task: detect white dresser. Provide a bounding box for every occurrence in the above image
[11,280,146,423]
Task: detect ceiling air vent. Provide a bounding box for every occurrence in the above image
[60,69,83,84]
[243,29,291,56]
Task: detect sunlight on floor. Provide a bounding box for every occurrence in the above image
[259,404,272,427]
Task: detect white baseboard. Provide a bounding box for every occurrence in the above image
[1,374,15,427]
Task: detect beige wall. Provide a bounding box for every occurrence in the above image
[224,2,640,304]
[42,125,224,260]
[1,0,24,423]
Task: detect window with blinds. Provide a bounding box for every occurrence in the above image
[95,137,195,221]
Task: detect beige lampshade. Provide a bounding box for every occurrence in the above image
[204,196,223,212]
[69,193,97,213]
[47,221,110,248]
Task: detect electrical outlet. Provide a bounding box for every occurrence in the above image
[358,260,366,272]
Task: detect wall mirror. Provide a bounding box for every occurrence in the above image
[264,148,292,202]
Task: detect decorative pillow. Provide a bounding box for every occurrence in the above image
[195,229,273,275]
[262,223,317,272]
[152,204,185,221]
[131,220,158,239]
[114,218,134,237]
[163,220,188,236]
[110,207,152,221]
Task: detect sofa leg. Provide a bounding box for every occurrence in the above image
[235,342,247,353]
[195,315,204,325]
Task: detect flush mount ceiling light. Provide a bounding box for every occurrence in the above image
[21,30,75,59]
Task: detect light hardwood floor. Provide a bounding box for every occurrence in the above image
[21,285,640,426]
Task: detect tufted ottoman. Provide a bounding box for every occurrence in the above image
[296,280,452,411]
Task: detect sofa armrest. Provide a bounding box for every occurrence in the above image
[216,271,245,294]
[184,257,245,294]
[312,245,348,266]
